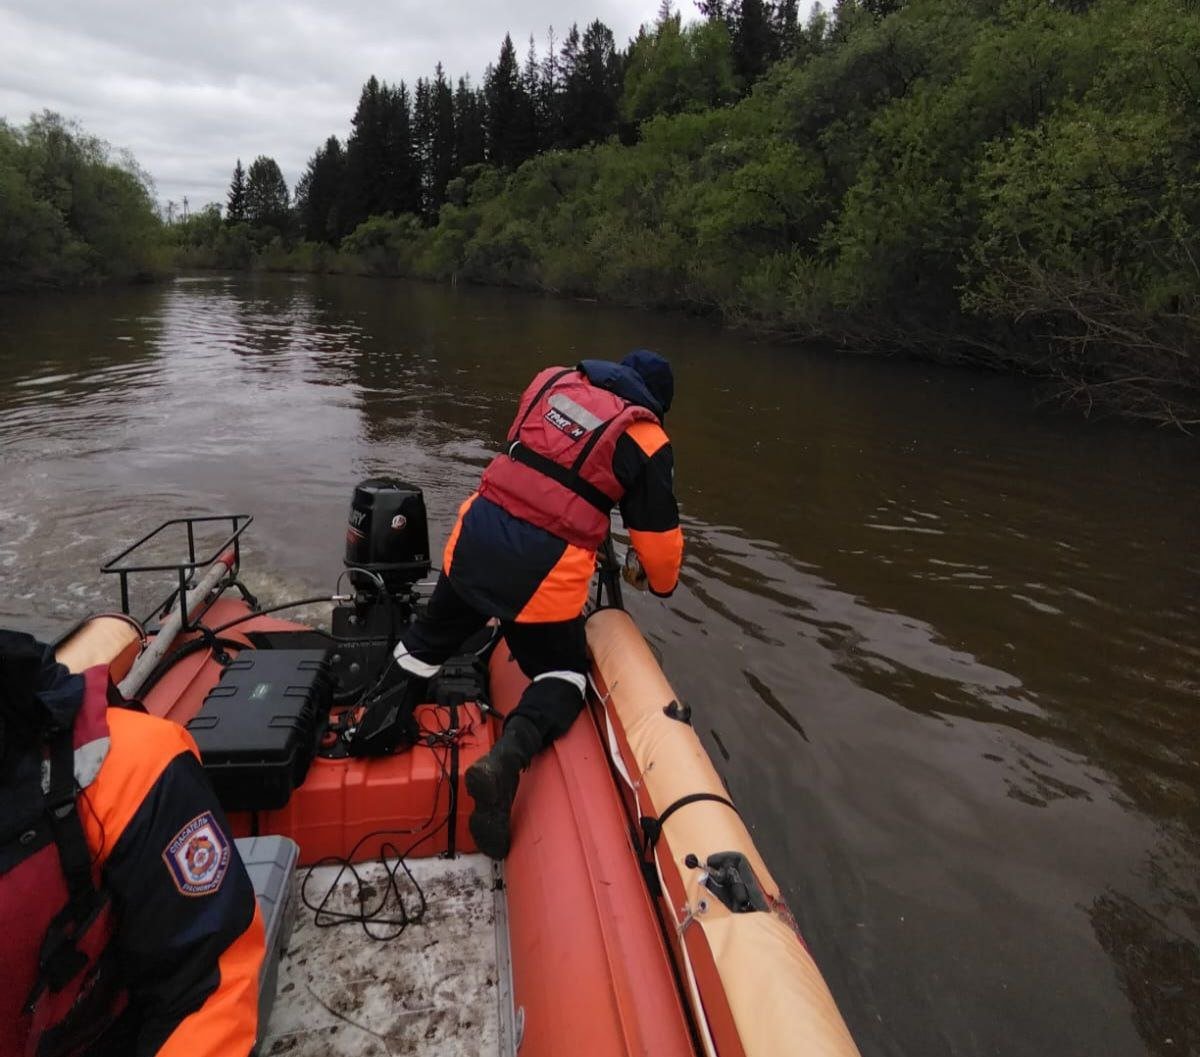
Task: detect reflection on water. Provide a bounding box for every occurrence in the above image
[1,275,1198,1057]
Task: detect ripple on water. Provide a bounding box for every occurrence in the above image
[1,275,1197,1057]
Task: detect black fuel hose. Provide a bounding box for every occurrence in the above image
[207,595,344,637]
[135,634,248,700]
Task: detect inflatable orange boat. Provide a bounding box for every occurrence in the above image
[53,486,860,1057]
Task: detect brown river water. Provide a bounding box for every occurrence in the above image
[1,275,1197,1057]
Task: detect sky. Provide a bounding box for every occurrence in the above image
[0,0,673,211]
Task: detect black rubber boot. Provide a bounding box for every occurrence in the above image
[465,716,542,860]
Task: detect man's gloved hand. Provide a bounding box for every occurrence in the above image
[622,549,648,591]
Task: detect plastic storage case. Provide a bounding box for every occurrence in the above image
[188,650,333,811]
[235,835,299,1049]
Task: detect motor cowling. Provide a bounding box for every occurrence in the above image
[344,479,431,595]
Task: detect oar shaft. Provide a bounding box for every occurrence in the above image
[118,553,233,699]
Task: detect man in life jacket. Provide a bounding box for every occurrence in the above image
[382,350,683,859]
[0,630,265,1057]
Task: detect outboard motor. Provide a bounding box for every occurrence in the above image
[344,478,431,594]
[331,479,431,703]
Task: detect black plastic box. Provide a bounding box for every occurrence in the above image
[188,650,333,811]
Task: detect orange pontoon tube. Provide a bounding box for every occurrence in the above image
[588,608,862,1057]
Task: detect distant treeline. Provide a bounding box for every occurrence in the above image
[0,113,166,290]
[175,0,1199,426]
[5,0,1197,426]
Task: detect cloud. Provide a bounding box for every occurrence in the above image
[0,0,665,208]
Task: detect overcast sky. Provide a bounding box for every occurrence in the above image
[0,0,674,210]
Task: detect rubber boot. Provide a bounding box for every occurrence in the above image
[465,716,542,860]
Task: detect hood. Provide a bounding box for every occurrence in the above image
[579,350,674,418]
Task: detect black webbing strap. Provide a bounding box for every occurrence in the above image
[32,730,101,999]
[638,792,740,896]
[508,443,616,514]
[511,367,576,439]
[569,412,620,474]
[45,731,93,910]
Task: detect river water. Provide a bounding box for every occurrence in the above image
[1,275,1197,1057]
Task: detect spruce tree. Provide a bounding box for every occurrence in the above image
[485,33,534,168]
[539,27,564,149]
[429,64,456,216]
[413,76,434,217]
[294,136,345,244]
[521,36,544,155]
[244,155,289,233]
[343,76,389,231]
[732,0,777,85]
[453,75,487,172]
[558,24,583,148]
[560,20,621,148]
[226,159,247,224]
[383,81,420,216]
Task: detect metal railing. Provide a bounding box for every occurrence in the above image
[101,514,253,629]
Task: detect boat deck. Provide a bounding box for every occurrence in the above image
[261,855,512,1057]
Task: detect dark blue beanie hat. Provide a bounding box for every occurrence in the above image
[621,349,674,415]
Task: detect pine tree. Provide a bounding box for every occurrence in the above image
[226,159,247,224]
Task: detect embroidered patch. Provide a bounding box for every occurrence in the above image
[163,812,231,897]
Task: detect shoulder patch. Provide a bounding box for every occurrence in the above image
[163,812,231,897]
[624,420,669,458]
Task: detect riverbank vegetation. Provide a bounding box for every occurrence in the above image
[6,0,1197,425]
[0,113,167,291]
[183,0,1198,425]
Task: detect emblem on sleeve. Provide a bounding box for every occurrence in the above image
[163,812,231,896]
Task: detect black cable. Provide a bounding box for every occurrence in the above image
[136,634,248,698]
[207,595,342,637]
[299,708,464,941]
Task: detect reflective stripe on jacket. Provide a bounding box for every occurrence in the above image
[478,366,659,552]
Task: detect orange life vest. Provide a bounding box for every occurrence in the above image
[478,366,658,550]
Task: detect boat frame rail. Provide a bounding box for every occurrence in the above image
[101,514,253,629]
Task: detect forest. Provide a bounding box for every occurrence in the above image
[4,0,1198,425]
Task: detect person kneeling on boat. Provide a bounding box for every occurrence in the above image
[386,351,683,859]
[0,630,265,1057]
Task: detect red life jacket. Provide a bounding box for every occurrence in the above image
[0,665,127,1057]
[478,366,659,551]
